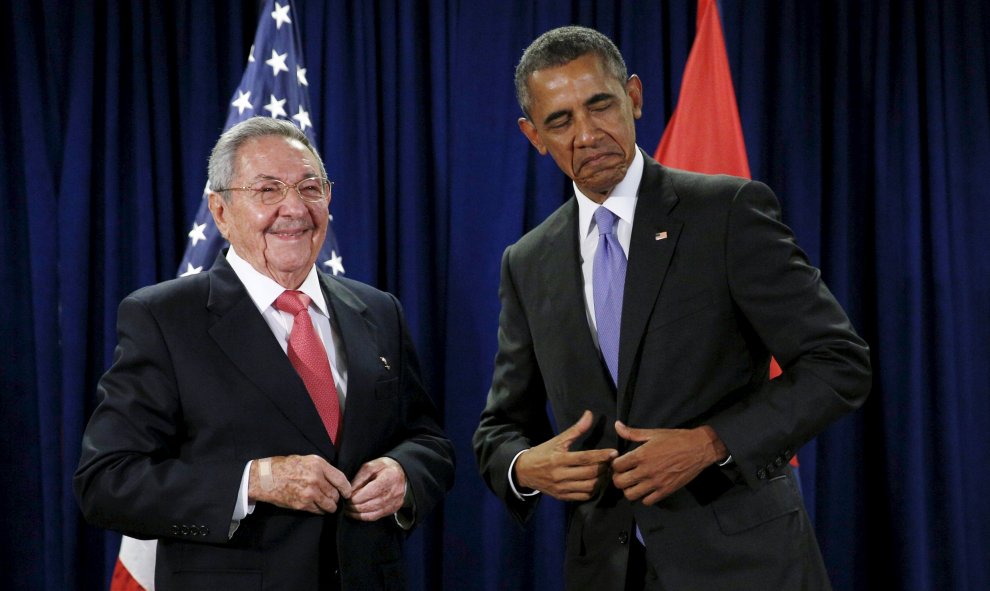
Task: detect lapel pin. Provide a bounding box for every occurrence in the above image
[655,231,668,241]
[380,356,391,371]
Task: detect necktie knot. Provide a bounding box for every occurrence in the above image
[274,290,311,316]
[594,206,618,236]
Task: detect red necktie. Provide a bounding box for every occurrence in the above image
[274,290,341,443]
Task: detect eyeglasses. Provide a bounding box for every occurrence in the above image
[215,177,332,205]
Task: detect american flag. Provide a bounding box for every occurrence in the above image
[177,0,344,279]
[112,2,340,589]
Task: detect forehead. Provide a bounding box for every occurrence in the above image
[526,54,622,111]
[234,135,318,178]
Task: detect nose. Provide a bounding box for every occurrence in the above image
[573,113,600,147]
[277,186,310,215]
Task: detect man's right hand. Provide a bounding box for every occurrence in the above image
[514,410,618,501]
[248,454,352,515]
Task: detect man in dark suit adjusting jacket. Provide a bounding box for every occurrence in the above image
[75,117,455,590]
[473,26,871,590]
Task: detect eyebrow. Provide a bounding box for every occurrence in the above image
[541,92,616,127]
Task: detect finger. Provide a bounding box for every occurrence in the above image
[557,410,594,450]
[349,476,384,505]
[314,494,339,514]
[555,479,602,501]
[346,505,388,522]
[349,463,377,493]
[641,489,668,506]
[611,449,639,473]
[555,462,612,484]
[323,464,353,499]
[615,420,651,443]
[567,448,619,466]
[619,479,654,502]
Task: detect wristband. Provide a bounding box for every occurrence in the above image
[258,457,276,491]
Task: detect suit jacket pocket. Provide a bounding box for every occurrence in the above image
[375,377,399,399]
[711,473,800,535]
[165,542,264,591]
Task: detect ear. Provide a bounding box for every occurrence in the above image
[207,192,229,239]
[518,117,548,155]
[626,74,644,120]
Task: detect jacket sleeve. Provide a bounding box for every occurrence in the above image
[706,180,872,488]
[73,294,245,543]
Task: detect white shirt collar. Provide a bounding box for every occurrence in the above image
[226,247,329,317]
[576,147,644,238]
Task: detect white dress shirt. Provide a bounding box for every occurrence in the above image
[226,246,348,533]
[508,148,645,500]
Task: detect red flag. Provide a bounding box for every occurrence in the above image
[654,0,750,179]
[655,0,792,463]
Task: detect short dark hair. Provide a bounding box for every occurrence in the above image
[514,26,628,118]
[208,117,326,201]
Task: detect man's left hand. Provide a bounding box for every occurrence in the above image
[611,423,727,505]
[344,457,407,522]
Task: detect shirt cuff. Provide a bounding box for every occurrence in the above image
[230,460,257,538]
[508,449,541,502]
[393,481,416,530]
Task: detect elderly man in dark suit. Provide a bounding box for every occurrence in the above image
[473,26,870,591]
[75,117,454,590]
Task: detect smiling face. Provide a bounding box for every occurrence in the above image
[208,134,329,288]
[518,52,643,203]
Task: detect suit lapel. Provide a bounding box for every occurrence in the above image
[539,199,613,399]
[616,157,682,422]
[319,274,380,476]
[206,254,336,459]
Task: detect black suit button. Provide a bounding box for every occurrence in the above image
[775,456,785,467]
[200,525,210,536]
[756,468,766,479]
[618,531,629,545]
[766,463,776,474]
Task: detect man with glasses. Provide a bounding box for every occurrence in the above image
[75,117,455,590]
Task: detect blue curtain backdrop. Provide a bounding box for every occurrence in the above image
[2,1,988,590]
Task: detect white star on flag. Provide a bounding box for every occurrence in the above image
[188,222,208,246]
[264,94,288,118]
[296,65,308,87]
[265,49,289,77]
[324,251,345,276]
[293,106,312,131]
[179,263,203,277]
[231,90,253,115]
[271,2,292,29]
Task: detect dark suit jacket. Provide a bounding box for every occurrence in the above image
[75,253,455,591]
[473,155,871,590]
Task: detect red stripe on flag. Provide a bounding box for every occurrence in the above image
[110,558,149,591]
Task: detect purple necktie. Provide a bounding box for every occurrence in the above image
[593,206,626,386]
